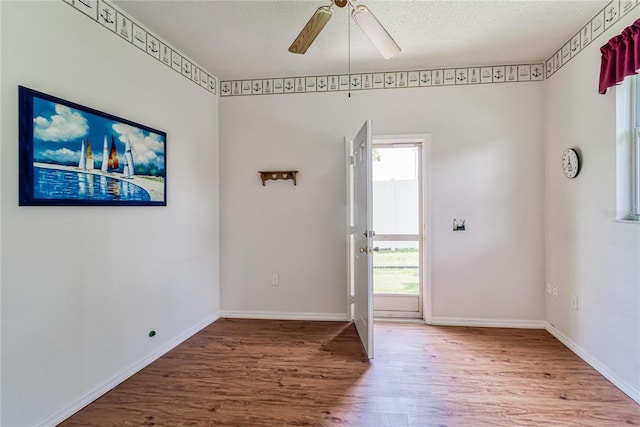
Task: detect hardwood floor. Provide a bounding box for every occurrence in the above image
[60,319,640,426]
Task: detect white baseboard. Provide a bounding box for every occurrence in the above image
[375,317,426,324]
[221,310,348,322]
[430,316,546,329]
[37,312,220,427]
[545,322,640,405]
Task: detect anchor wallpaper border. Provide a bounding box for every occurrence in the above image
[62,0,218,95]
[220,63,545,97]
[59,0,640,95]
[546,0,640,79]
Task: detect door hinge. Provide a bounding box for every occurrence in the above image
[350,295,355,303]
[348,155,354,165]
[349,226,355,235]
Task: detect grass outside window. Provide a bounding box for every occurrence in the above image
[373,248,419,294]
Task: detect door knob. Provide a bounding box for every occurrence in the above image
[359,246,379,254]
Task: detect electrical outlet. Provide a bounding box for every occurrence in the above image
[546,283,552,295]
[571,295,578,310]
[552,284,558,298]
[272,275,279,286]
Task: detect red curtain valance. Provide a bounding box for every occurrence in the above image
[599,18,640,94]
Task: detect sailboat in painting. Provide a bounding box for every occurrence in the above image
[78,140,86,169]
[107,136,119,171]
[122,138,134,178]
[101,136,109,172]
[85,138,94,170]
[77,138,95,170]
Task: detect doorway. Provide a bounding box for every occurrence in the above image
[372,139,426,319]
[345,131,431,330]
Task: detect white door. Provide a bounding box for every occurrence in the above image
[352,120,374,359]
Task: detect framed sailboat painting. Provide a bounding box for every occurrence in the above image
[18,86,167,206]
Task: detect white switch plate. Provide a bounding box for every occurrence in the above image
[552,284,558,298]
[272,275,279,286]
[571,295,578,310]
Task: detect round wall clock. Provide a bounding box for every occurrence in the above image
[562,148,580,178]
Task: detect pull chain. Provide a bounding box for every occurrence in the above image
[348,5,351,98]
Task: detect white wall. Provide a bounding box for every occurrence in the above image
[544,13,640,401]
[220,83,545,324]
[0,2,220,425]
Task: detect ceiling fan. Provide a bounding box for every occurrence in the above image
[288,0,401,59]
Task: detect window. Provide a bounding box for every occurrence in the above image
[616,75,640,221]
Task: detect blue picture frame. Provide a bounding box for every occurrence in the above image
[19,86,167,206]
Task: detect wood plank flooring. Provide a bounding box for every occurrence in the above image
[60,319,640,426]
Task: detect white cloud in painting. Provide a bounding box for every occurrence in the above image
[38,148,104,166]
[112,123,164,167]
[34,104,89,142]
[40,148,79,164]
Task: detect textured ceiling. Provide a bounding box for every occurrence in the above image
[113,0,607,81]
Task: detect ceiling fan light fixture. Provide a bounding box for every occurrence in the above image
[351,4,400,59]
[288,5,334,54]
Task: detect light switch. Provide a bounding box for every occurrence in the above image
[453,219,466,231]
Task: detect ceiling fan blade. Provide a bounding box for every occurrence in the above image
[288,5,334,54]
[351,4,400,59]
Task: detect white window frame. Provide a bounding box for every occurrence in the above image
[615,76,640,222]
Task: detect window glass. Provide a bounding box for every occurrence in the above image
[616,76,640,221]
